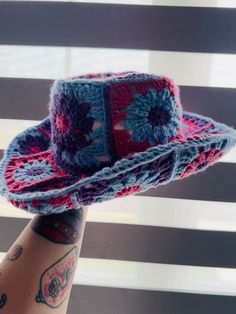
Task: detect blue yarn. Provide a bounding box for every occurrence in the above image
[0,111,235,206]
[13,159,53,183]
[0,70,236,215]
[124,88,181,145]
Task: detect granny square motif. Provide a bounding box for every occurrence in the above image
[0,71,235,214]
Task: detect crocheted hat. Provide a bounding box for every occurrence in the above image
[0,71,236,214]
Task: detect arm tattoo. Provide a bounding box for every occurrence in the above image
[0,294,6,308]
[35,246,78,308]
[4,244,23,262]
[31,208,84,244]
[0,245,22,309]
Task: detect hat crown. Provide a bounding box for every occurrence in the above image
[49,71,183,175]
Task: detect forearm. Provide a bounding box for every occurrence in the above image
[0,207,87,314]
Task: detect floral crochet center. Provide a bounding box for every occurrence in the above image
[123,88,182,145]
[1,71,236,215]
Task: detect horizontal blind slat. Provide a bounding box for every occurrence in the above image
[1,48,236,88]
[1,217,236,267]
[2,195,236,232]
[68,285,236,314]
[1,78,236,127]
[0,251,235,296]
[14,0,236,9]
[0,2,236,53]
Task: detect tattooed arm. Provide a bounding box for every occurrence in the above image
[0,207,87,314]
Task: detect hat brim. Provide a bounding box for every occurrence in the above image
[0,111,236,214]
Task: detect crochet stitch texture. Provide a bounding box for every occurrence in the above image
[0,71,236,214]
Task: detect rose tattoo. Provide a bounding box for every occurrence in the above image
[35,246,78,308]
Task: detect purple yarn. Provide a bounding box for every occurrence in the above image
[18,134,49,155]
[0,71,236,215]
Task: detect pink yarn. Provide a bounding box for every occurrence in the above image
[181,148,223,179]
[55,114,70,134]
[49,195,75,208]
[115,185,141,198]
[30,146,42,154]
[4,150,69,193]
[31,200,42,207]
